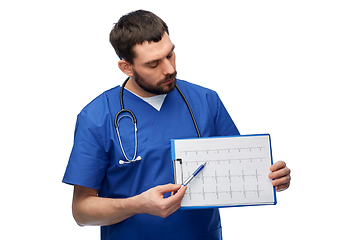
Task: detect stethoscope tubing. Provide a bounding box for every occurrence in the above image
[115,77,200,164]
[175,84,201,138]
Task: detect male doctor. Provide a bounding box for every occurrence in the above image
[63,10,291,240]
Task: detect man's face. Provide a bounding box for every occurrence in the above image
[130,33,177,96]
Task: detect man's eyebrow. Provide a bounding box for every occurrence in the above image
[145,44,175,65]
[169,44,175,55]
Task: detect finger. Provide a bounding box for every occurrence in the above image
[168,186,186,202]
[177,186,187,194]
[159,186,186,218]
[270,161,286,172]
[272,175,291,187]
[161,202,182,218]
[275,182,290,192]
[268,167,291,179]
[171,185,184,196]
[157,184,181,194]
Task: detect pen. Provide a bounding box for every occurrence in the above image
[179,162,206,191]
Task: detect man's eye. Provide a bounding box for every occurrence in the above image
[149,62,159,68]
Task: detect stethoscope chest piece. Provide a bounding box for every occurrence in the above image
[119,156,142,165]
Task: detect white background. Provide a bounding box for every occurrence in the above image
[1,1,359,239]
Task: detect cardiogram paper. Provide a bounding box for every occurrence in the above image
[171,134,276,208]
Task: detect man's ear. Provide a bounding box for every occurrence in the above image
[118,60,134,76]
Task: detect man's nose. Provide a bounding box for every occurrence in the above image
[162,58,175,76]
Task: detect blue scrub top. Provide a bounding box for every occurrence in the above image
[63,80,240,240]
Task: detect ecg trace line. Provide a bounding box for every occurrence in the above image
[185,169,262,184]
[182,158,265,166]
[185,185,263,200]
[180,146,266,155]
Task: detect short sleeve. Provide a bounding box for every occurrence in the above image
[209,91,240,137]
[62,111,109,189]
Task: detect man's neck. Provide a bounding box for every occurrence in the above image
[124,77,156,98]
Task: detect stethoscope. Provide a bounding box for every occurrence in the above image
[115,77,201,164]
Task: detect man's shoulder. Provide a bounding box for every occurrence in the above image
[176,79,217,95]
[79,85,120,117]
[176,79,219,101]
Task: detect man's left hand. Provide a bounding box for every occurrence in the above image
[268,161,291,192]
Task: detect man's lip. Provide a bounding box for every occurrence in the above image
[163,78,174,84]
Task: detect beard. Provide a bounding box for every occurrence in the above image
[133,70,177,95]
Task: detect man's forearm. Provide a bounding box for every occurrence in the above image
[73,194,140,226]
[72,184,185,226]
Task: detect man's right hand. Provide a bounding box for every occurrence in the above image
[134,184,186,218]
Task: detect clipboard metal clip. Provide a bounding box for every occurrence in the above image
[172,158,183,183]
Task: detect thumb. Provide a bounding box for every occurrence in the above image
[157,184,181,194]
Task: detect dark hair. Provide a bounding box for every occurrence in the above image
[109,10,169,64]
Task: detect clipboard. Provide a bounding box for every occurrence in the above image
[171,134,277,209]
